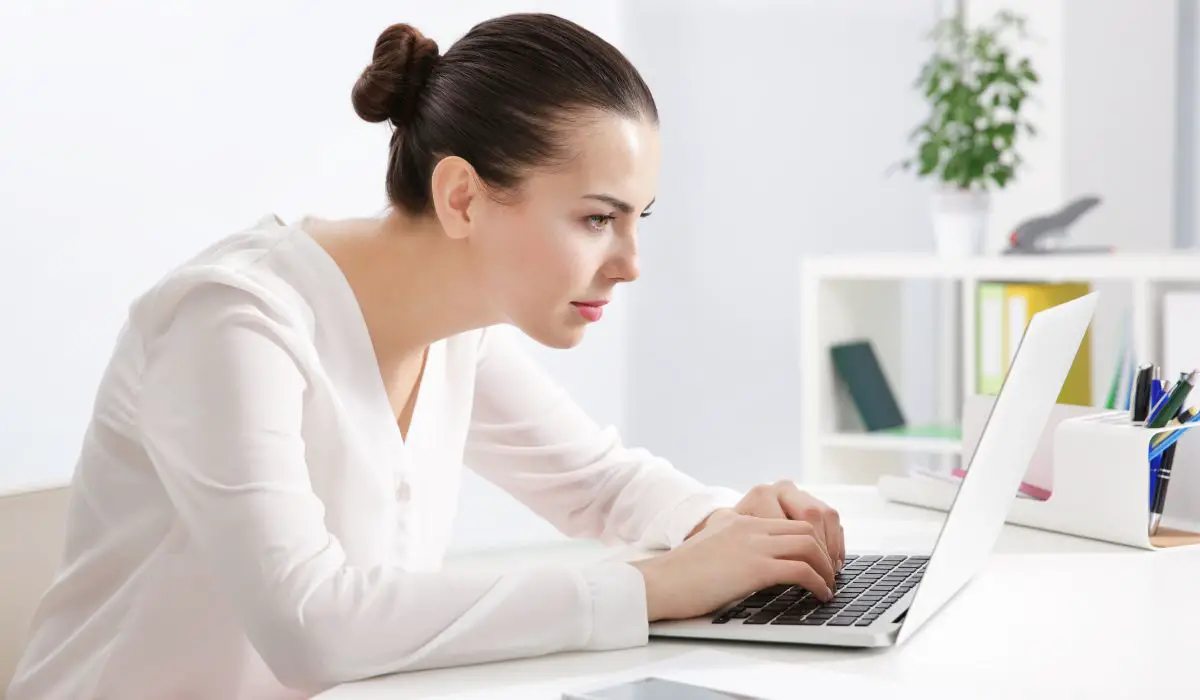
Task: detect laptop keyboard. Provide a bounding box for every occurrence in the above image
[712,554,927,628]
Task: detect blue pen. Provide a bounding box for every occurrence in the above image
[1147,375,1168,425]
[1148,410,1200,461]
[1148,374,1166,505]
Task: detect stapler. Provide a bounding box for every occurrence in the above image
[1003,195,1112,254]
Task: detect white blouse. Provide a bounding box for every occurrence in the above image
[8,215,742,700]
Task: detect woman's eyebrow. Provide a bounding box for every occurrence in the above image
[583,194,656,214]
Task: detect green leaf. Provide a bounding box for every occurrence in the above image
[918,141,940,175]
[991,163,1014,188]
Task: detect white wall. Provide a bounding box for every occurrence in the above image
[0,0,624,551]
[1061,0,1177,252]
[1180,0,1197,248]
[619,0,943,490]
[968,0,1177,253]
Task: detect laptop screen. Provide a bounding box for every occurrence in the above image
[895,293,1098,644]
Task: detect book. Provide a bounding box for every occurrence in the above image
[829,340,905,432]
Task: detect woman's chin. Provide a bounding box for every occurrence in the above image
[518,318,587,350]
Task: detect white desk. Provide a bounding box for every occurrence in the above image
[319,487,1200,699]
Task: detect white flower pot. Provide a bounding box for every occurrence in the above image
[931,188,991,257]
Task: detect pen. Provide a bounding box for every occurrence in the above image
[1132,363,1154,423]
[1149,406,1197,507]
[1147,370,1197,429]
[1149,409,1197,534]
[1148,371,1166,424]
[1149,404,1197,449]
[1147,408,1200,462]
[1147,373,1168,504]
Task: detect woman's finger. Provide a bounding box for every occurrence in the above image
[824,508,845,570]
[768,558,833,602]
[739,484,788,520]
[777,488,831,562]
[764,534,835,589]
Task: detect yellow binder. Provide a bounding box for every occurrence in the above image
[1002,282,1093,406]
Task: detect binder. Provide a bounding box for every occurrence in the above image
[975,282,1006,394]
[974,282,1093,405]
[1003,282,1092,406]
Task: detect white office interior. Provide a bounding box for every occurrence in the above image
[5,1,1200,697]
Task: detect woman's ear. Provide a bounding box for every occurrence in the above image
[429,156,478,240]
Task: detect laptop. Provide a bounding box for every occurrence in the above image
[650,292,1099,648]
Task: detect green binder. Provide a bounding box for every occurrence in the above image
[976,282,1006,394]
[829,340,906,432]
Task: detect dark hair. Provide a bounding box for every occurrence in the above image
[351,13,659,215]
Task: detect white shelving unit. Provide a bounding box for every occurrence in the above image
[800,252,1200,484]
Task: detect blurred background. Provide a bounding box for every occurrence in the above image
[1,0,1193,550]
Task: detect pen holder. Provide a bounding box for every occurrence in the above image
[1048,411,1200,549]
[878,402,1200,550]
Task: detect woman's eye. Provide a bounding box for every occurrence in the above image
[586,214,615,231]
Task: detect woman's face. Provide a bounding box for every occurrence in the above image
[469,114,660,349]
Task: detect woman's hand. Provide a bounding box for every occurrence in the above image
[629,514,836,622]
[689,480,845,569]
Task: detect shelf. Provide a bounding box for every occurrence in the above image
[818,431,963,455]
[802,252,1200,282]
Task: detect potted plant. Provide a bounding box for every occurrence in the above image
[900,8,1040,257]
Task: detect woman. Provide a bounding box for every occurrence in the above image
[9,13,844,700]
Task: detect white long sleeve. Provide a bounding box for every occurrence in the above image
[135,288,656,691]
[467,327,742,550]
[6,218,741,700]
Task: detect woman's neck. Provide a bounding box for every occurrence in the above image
[307,210,500,368]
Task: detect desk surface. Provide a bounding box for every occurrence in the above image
[318,486,1200,699]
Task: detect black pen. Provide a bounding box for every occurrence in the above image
[1132,363,1154,423]
[1150,405,1199,534]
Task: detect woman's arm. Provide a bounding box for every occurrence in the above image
[464,327,743,550]
[138,287,648,695]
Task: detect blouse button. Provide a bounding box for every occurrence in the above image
[395,480,411,502]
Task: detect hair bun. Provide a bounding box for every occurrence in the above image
[352,23,440,127]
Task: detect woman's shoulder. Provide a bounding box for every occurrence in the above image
[128,214,319,345]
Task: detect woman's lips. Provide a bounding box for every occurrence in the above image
[571,300,607,322]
